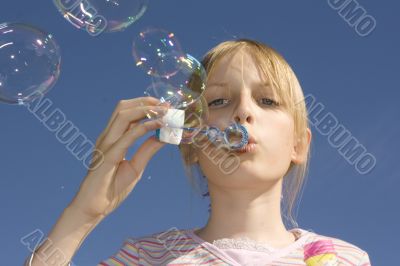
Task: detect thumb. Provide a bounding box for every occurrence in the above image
[128,135,166,176]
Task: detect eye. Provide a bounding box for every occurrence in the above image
[260,98,279,107]
[208,98,229,107]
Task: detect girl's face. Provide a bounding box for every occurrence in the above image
[196,50,301,189]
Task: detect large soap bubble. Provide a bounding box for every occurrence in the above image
[133,28,206,111]
[133,28,214,147]
[144,53,206,110]
[162,53,207,107]
[140,54,207,126]
[0,23,61,105]
[132,28,185,78]
[53,0,148,36]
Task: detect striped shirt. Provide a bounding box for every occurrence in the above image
[98,227,371,265]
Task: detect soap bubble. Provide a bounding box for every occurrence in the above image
[132,28,184,78]
[163,53,207,105]
[53,0,148,35]
[133,28,210,146]
[142,53,206,111]
[0,23,61,105]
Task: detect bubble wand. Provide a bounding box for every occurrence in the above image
[155,109,249,150]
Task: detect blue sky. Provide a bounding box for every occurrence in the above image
[0,0,398,265]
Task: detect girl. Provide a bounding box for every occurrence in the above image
[26,39,371,266]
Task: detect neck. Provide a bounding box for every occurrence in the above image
[195,179,296,248]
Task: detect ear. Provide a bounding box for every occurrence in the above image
[291,128,312,165]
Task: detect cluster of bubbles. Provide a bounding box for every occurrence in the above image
[131,28,248,149]
[0,2,247,149]
[132,27,209,145]
[132,28,207,109]
[0,0,149,105]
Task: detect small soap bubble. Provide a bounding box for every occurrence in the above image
[0,23,61,105]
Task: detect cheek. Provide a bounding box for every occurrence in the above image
[259,114,295,159]
[196,146,225,180]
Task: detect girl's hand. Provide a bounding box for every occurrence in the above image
[68,97,168,219]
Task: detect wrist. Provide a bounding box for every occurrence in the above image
[64,202,105,225]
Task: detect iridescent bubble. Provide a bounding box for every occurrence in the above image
[163,53,207,106]
[132,28,184,78]
[0,23,61,105]
[144,54,206,110]
[53,0,148,36]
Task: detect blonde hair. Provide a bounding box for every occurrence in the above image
[178,39,311,228]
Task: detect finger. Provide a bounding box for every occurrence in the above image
[98,105,168,152]
[128,135,166,178]
[103,119,165,167]
[96,96,164,146]
[108,97,162,128]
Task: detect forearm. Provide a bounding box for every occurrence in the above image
[26,205,105,266]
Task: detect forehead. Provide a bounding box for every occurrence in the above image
[207,50,267,84]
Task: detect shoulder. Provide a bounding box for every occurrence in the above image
[301,229,371,266]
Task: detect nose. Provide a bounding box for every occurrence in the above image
[229,80,255,125]
[234,110,253,124]
[233,98,254,124]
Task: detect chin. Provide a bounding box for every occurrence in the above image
[230,163,285,181]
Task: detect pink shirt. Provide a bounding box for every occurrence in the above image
[98,227,371,265]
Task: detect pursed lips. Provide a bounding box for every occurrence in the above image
[236,134,257,153]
